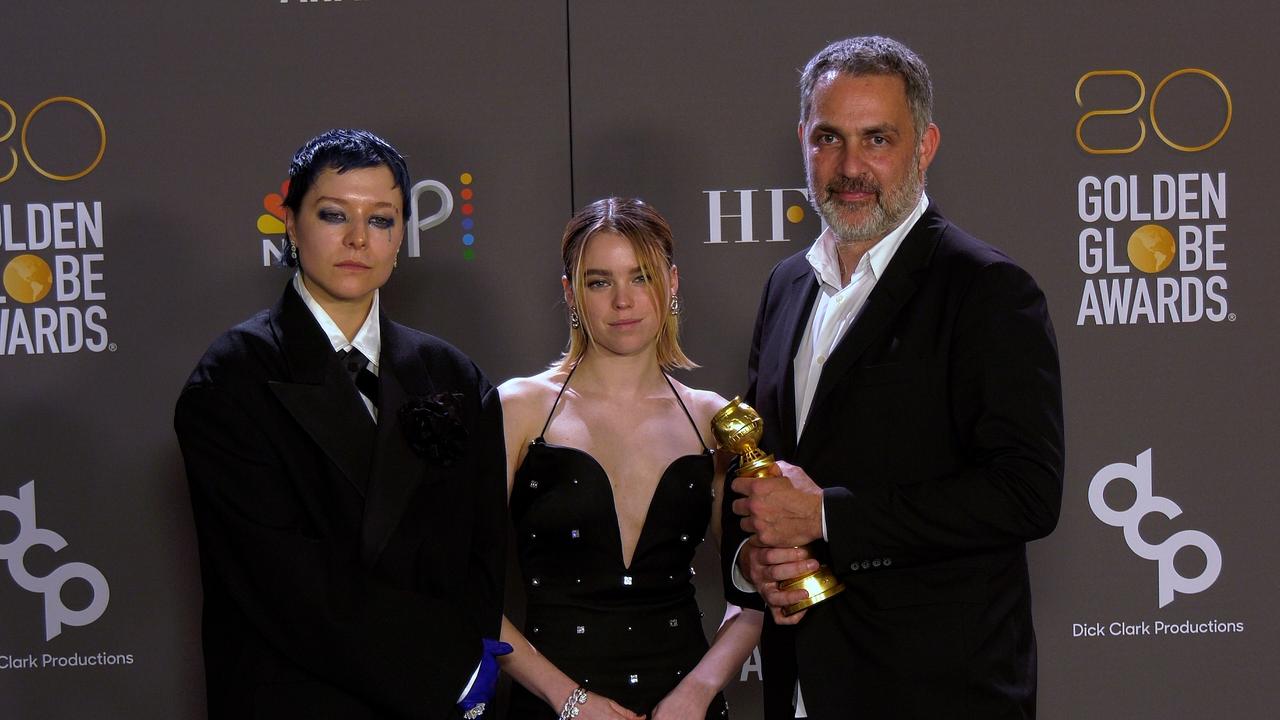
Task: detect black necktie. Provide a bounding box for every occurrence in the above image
[341,348,380,411]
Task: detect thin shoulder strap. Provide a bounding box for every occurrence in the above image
[663,373,709,452]
[537,362,580,440]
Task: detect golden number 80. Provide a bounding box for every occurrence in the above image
[0,96,107,183]
[1075,69,1231,155]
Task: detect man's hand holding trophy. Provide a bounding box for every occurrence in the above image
[713,397,845,624]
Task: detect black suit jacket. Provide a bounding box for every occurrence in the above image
[723,203,1064,719]
[175,285,506,719]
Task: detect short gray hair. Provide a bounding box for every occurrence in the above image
[799,36,933,140]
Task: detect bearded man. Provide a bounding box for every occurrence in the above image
[722,36,1064,719]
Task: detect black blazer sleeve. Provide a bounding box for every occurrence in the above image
[464,383,508,640]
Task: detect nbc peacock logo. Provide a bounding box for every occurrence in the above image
[256,180,290,266]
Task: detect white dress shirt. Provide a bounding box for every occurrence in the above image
[292,273,381,420]
[792,193,928,436]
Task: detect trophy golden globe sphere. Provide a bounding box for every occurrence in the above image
[711,397,775,477]
[712,396,845,615]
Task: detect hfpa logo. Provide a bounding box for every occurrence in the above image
[1088,449,1221,608]
[702,188,816,244]
[0,481,110,640]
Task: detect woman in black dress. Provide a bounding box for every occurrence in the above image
[498,198,762,719]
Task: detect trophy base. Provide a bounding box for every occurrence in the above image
[779,565,846,616]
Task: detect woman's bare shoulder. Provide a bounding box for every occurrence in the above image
[498,370,569,456]
[499,369,568,422]
[669,378,730,427]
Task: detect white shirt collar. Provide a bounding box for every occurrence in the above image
[804,192,930,290]
[291,273,381,373]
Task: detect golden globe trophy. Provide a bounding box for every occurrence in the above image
[712,397,845,615]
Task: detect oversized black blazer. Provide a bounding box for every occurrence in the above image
[723,203,1064,719]
[175,284,506,719]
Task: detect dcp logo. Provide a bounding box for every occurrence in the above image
[1088,449,1221,608]
[0,481,110,640]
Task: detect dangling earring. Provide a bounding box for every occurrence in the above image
[669,293,681,316]
[568,306,581,329]
[289,240,298,262]
[393,258,398,270]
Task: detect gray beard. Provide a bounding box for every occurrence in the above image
[809,158,924,245]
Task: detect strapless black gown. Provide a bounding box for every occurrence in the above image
[506,375,729,719]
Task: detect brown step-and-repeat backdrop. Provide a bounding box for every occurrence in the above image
[2,2,1275,717]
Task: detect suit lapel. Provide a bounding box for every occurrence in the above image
[266,286,376,497]
[801,206,946,448]
[360,319,434,568]
[774,270,820,459]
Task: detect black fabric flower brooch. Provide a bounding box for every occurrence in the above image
[398,392,468,467]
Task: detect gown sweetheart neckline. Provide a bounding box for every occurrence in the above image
[528,438,711,572]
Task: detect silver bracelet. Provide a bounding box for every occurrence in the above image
[558,686,588,720]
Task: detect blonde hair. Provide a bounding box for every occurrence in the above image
[553,197,696,372]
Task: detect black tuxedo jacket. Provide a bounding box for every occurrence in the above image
[723,204,1064,719]
[175,285,506,719]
